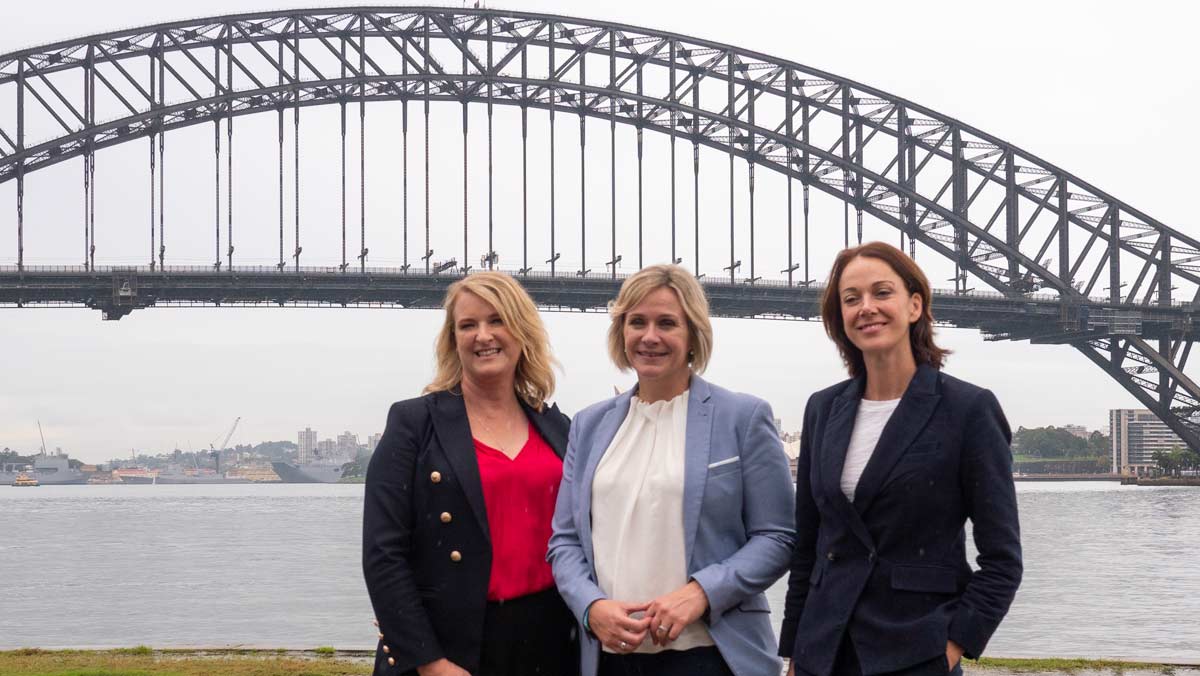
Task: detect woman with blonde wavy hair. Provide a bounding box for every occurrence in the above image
[363,271,578,676]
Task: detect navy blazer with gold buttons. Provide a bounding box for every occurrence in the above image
[362,389,571,675]
[780,364,1022,676]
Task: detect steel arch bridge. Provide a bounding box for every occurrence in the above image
[2,7,1199,451]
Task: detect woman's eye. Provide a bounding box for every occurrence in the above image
[629,318,644,327]
[489,317,503,325]
[843,296,858,304]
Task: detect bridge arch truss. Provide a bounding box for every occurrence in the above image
[2,7,1200,450]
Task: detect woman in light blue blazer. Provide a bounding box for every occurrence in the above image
[549,264,796,676]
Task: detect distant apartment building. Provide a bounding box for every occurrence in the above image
[1061,424,1090,439]
[1109,409,1184,475]
[316,439,337,456]
[367,433,382,453]
[297,428,318,464]
[337,431,360,456]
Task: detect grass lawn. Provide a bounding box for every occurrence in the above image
[1,650,1190,676]
[0,648,372,676]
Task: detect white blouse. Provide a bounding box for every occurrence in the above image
[591,390,714,653]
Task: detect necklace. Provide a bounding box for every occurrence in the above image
[468,404,524,457]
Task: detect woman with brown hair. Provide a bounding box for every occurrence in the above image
[779,242,1022,676]
[363,271,577,676]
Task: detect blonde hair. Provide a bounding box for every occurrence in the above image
[607,264,714,374]
[425,272,557,410]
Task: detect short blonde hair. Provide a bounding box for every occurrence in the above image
[607,264,714,374]
[425,272,557,410]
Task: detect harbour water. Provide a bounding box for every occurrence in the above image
[2,482,1198,659]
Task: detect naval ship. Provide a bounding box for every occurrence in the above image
[0,453,89,485]
[271,455,355,483]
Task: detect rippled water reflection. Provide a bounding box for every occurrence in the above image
[2,482,1197,659]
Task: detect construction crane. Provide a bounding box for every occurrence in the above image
[210,417,241,452]
[209,417,241,475]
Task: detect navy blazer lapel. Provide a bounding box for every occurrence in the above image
[524,401,568,460]
[852,364,942,515]
[683,376,714,566]
[427,391,490,542]
[819,376,875,550]
[820,376,863,504]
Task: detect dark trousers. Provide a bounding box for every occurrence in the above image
[831,633,963,676]
[478,586,578,676]
[598,646,733,676]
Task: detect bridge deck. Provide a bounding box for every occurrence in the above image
[1,267,1193,343]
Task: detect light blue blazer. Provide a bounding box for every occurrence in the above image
[548,375,796,676]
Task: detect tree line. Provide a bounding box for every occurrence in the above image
[1012,426,1109,459]
[1153,448,1200,476]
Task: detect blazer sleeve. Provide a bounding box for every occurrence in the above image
[362,401,444,672]
[547,413,608,624]
[690,399,797,623]
[778,394,820,657]
[948,389,1023,659]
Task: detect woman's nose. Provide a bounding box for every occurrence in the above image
[477,324,493,340]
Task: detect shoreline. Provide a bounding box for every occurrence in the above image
[2,648,1198,675]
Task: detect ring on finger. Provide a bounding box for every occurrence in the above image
[618,640,629,650]
[656,624,667,634]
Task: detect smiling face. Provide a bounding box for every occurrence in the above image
[453,290,519,387]
[839,255,923,361]
[623,286,692,397]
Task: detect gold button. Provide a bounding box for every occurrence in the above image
[387,657,395,666]
[440,512,452,523]
[450,550,462,562]
[430,471,442,483]
[377,632,384,640]
[382,645,390,654]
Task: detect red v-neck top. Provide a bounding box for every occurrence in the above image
[474,422,563,601]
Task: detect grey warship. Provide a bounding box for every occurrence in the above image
[0,453,88,485]
[270,458,353,483]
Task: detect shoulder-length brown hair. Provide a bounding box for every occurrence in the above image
[820,241,949,377]
[425,272,558,410]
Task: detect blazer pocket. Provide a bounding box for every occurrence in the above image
[903,441,940,458]
[890,565,957,594]
[707,456,741,478]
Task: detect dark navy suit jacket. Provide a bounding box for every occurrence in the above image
[780,364,1022,676]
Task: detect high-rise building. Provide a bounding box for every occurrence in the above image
[1061,424,1090,439]
[297,428,318,464]
[368,433,382,453]
[1109,409,1184,476]
[337,431,359,456]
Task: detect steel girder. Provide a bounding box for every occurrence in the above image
[2,7,1199,448]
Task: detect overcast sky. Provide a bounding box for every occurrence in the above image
[2,0,1198,463]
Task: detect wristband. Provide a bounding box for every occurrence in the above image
[583,605,592,632]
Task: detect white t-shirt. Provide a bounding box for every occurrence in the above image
[840,398,901,501]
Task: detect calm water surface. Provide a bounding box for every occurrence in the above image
[2,482,1198,659]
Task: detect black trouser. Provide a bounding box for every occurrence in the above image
[598,646,733,676]
[831,633,963,676]
[478,586,578,676]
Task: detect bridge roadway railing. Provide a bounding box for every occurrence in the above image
[0,266,1194,343]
